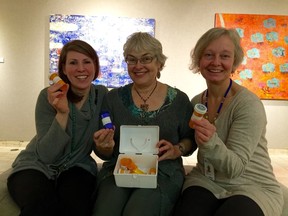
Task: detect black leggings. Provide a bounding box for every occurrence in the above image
[7,167,96,216]
[174,186,264,216]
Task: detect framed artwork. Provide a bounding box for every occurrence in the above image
[49,14,155,88]
[215,13,288,100]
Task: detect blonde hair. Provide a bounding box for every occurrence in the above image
[190,27,244,73]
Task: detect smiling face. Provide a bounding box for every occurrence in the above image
[126,51,161,87]
[199,35,235,84]
[64,51,96,93]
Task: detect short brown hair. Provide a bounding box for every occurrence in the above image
[57,40,100,102]
[58,40,100,82]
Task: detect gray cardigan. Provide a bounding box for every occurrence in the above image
[184,87,283,216]
[9,85,108,180]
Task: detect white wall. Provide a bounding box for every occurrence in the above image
[0,0,287,148]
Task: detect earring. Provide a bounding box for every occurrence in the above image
[157,71,161,78]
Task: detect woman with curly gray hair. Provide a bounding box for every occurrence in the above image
[92,32,196,216]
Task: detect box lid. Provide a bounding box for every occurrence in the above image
[119,125,159,155]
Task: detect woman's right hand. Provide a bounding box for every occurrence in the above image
[47,82,70,129]
[192,118,216,146]
[47,82,69,114]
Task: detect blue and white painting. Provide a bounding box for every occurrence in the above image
[50,14,155,87]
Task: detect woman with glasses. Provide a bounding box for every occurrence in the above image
[92,32,196,216]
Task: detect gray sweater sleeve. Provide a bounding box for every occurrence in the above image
[34,88,70,163]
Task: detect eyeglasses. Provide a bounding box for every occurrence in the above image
[125,56,155,65]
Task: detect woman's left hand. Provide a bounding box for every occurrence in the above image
[156,140,181,161]
[93,129,115,156]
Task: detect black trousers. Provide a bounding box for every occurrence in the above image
[7,167,96,216]
[173,186,264,216]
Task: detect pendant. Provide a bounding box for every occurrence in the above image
[140,103,149,112]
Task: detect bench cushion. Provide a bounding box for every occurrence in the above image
[1,167,287,216]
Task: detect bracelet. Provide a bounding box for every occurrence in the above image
[177,143,186,156]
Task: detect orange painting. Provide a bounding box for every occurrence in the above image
[215,13,288,100]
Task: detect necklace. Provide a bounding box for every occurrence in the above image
[134,81,158,112]
[203,79,232,124]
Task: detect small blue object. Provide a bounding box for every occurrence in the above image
[100,112,113,129]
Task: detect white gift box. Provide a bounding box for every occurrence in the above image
[113,125,159,188]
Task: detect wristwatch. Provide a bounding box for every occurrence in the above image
[178,143,186,156]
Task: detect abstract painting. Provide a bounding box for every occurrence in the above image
[215,13,288,100]
[50,14,155,87]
